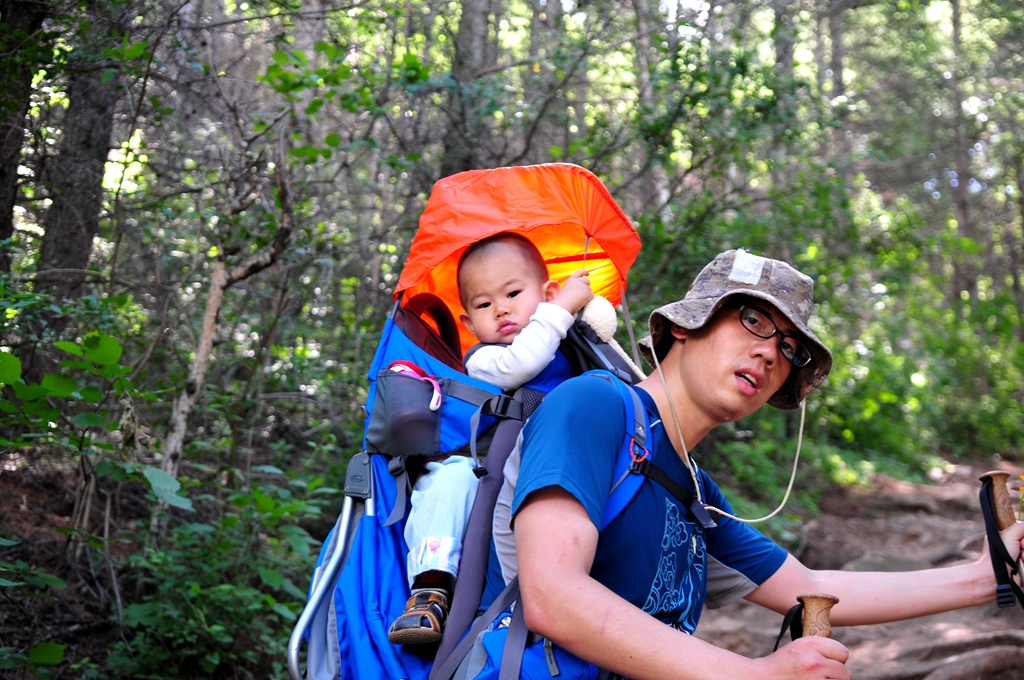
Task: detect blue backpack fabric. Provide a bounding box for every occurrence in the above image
[303,297,521,680]
[298,301,647,680]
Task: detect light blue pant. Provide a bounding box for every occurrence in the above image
[404,455,480,586]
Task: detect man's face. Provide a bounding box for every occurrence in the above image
[672,302,796,422]
[458,247,551,345]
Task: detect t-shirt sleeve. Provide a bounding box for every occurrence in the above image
[510,375,626,529]
[701,478,789,607]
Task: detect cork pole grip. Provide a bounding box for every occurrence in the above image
[980,470,1017,531]
[798,593,839,638]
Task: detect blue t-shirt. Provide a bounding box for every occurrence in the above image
[508,374,788,634]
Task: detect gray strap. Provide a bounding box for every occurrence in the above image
[618,285,643,370]
[429,576,522,680]
[498,593,528,680]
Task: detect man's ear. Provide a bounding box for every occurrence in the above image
[670,324,689,341]
[459,312,475,335]
[543,279,560,302]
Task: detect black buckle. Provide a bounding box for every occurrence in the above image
[484,393,522,420]
[628,456,650,475]
[996,583,1016,608]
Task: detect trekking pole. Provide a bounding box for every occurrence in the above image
[980,470,1018,530]
[979,470,1024,581]
[797,593,839,638]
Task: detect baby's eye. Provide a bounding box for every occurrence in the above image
[508,290,521,299]
[476,301,491,310]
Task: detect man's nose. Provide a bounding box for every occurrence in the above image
[750,335,780,365]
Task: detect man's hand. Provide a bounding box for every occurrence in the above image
[753,636,851,680]
[550,269,593,315]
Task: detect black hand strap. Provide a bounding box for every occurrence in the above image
[773,602,805,651]
[978,478,1024,610]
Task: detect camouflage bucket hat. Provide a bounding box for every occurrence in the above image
[638,249,832,409]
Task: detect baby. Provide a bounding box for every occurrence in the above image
[387,232,592,645]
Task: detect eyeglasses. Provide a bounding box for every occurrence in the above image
[737,306,812,368]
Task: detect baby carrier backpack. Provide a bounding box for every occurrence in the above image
[286,163,643,680]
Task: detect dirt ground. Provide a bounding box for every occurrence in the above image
[694,459,1024,679]
[3,455,1024,678]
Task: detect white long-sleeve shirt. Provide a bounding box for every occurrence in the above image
[463,302,575,391]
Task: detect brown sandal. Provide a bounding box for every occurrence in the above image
[387,589,449,645]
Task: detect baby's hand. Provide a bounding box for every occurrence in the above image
[551,269,594,315]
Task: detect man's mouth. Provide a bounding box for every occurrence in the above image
[737,371,761,390]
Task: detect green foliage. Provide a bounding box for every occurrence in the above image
[104,475,322,679]
[0,535,67,679]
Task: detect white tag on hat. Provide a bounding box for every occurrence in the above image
[730,250,765,284]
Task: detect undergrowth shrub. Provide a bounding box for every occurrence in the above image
[104,474,326,679]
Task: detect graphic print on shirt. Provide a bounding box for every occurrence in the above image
[642,499,707,634]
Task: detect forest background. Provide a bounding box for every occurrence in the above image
[0,0,1022,677]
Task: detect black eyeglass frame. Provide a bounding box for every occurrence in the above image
[736,305,812,368]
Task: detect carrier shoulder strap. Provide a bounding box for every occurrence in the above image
[592,371,717,530]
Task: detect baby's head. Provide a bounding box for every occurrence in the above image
[457,233,555,345]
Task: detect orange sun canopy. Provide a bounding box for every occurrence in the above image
[395,163,642,355]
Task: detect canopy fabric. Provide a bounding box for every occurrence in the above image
[395,163,641,355]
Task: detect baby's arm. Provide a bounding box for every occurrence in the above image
[550,269,593,315]
[464,303,575,390]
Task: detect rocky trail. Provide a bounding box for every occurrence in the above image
[695,460,1024,679]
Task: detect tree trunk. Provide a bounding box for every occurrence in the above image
[0,0,50,273]
[161,172,293,480]
[949,0,976,301]
[36,4,122,301]
[521,0,566,166]
[440,0,496,176]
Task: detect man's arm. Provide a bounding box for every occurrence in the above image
[514,487,851,680]
[746,522,1024,625]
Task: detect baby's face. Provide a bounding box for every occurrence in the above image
[458,248,549,345]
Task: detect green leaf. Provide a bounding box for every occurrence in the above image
[12,382,46,401]
[79,386,103,403]
[0,536,18,547]
[0,352,21,386]
[96,460,129,481]
[41,374,76,397]
[259,567,284,588]
[0,577,24,587]
[82,332,122,366]
[29,642,65,665]
[124,41,149,60]
[253,488,275,513]
[54,341,83,357]
[141,466,193,511]
[0,649,28,669]
[70,412,106,428]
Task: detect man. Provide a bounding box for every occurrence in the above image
[484,249,1023,679]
